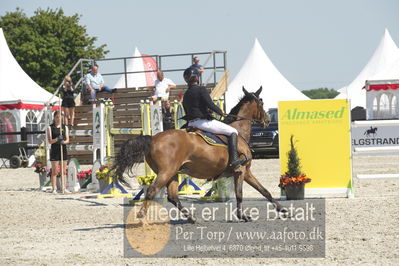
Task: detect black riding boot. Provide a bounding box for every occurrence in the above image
[228,133,248,169]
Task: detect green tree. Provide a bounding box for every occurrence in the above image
[302,88,339,99]
[0,8,108,92]
[287,135,301,177]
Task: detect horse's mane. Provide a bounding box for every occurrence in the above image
[223,93,257,124]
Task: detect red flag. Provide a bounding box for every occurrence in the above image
[142,54,157,87]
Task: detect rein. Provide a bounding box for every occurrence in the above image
[224,113,268,125]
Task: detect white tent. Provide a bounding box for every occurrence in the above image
[364,57,399,120]
[0,28,58,142]
[226,38,309,112]
[113,47,157,89]
[335,29,399,108]
[369,57,399,81]
[0,28,56,108]
[336,86,347,94]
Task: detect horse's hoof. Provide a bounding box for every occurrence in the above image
[187,216,196,224]
[136,211,144,219]
[239,215,252,222]
[278,209,290,219]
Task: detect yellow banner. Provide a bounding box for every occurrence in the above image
[278,99,352,191]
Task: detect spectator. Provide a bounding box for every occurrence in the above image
[151,70,176,105]
[162,100,174,130]
[47,110,70,194]
[61,76,75,129]
[85,65,116,104]
[189,56,204,75]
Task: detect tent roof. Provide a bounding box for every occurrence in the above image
[368,57,399,81]
[366,58,399,91]
[225,38,309,112]
[0,28,57,109]
[335,29,399,107]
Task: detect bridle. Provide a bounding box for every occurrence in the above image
[224,113,266,125]
[224,94,270,126]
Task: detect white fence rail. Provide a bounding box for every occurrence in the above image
[352,119,399,179]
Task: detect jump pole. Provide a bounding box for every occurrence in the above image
[96,99,141,198]
[130,100,158,201]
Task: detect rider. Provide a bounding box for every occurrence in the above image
[182,68,248,169]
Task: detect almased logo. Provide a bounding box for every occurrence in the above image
[282,107,346,120]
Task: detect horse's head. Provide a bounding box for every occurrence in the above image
[242,86,270,128]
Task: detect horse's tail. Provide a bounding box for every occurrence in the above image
[111,135,152,182]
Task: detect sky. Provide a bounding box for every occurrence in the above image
[1,0,399,91]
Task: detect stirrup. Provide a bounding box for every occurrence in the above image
[230,158,250,169]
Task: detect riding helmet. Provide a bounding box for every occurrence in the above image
[183,68,199,83]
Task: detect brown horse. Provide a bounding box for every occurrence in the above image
[113,86,284,221]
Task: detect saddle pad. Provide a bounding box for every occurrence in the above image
[193,131,227,147]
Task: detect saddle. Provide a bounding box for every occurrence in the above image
[186,127,228,147]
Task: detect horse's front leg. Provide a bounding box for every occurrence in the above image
[234,170,252,222]
[244,168,285,213]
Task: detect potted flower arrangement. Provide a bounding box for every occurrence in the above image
[34,162,48,188]
[47,166,68,189]
[137,174,166,199]
[202,178,235,202]
[95,166,112,192]
[137,175,156,187]
[77,169,92,188]
[279,135,311,200]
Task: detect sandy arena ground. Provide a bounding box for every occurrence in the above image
[0,156,398,265]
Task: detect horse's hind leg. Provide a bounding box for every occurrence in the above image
[138,170,176,218]
[244,169,284,211]
[166,175,195,223]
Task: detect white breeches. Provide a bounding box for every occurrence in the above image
[188,119,238,136]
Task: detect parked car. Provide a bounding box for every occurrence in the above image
[249,108,279,158]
